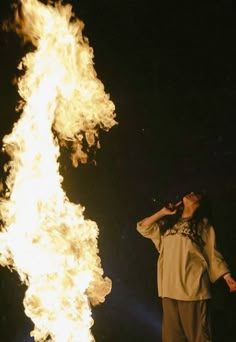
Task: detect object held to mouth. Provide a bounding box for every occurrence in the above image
[165,201,183,211]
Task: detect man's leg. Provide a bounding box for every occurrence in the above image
[178,300,212,342]
[162,298,187,342]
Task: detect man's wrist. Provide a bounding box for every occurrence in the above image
[223,273,231,280]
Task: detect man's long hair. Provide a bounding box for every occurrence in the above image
[158,193,213,249]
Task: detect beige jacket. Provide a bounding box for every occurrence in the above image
[137,218,230,301]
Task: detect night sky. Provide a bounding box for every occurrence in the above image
[0,0,236,341]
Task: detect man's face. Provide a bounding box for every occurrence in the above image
[183,192,202,207]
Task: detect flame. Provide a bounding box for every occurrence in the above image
[0,0,116,340]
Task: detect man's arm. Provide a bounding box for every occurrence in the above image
[223,273,236,293]
[139,202,181,227]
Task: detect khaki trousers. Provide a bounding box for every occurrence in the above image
[162,298,212,342]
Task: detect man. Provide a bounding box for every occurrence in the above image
[137,192,236,342]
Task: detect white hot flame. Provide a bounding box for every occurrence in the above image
[0,0,116,341]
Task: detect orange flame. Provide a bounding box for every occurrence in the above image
[0,0,116,340]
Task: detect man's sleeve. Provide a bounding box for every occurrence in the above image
[202,225,230,283]
[136,221,162,252]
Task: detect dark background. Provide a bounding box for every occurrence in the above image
[0,0,236,341]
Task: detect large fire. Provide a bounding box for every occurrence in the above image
[0,0,116,341]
